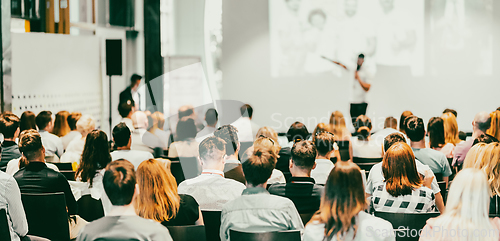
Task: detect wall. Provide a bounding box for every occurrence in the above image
[221,0,500,133]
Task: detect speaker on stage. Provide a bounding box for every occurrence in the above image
[105,39,122,76]
[109,0,134,27]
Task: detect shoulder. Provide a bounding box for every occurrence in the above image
[357,211,393,231]
[268,183,286,194]
[303,221,326,241]
[180,194,199,206]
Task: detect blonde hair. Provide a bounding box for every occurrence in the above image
[441,112,461,145]
[463,143,500,197]
[329,111,350,140]
[135,159,181,222]
[487,110,500,141]
[76,115,96,137]
[52,111,71,137]
[312,123,330,143]
[150,111,166,129]
[253,136,279,162]
[256,127,279,146]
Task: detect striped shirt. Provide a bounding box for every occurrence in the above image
[0,171,28,241]
[371,183,436,213]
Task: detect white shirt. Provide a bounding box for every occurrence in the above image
[351,138,383,158]
[39,130,64,157]
[110,150,154,170]
[70,169,113,215]
[6,158,60,176]
[311,159,335,185]
[231,117,260,142]
[195,126,216,143]
[350,63,376,104]
[268,169,286,184]
[60,137,86,164]
[371,128,410,147]
[152,129,170,150]
[168,139,199,158]
[0,171,28,241]
[130,128,162,154]
[61,131,82,150]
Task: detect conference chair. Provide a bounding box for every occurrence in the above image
[335,140,351,161]
[490,195,500,217]
[52,163,73,171]
[352,157,382,172]
[179,157,202,180]
[201,210,222,241]
[224,164,245,185]
[434,173,448,203]
[299,213,315,225]
[45,155,60,163]
[229,229,301,241]
[167,225,207,241]
[0,209,10,241]
[374,211,440,241]
[169,159,186,185]
[21,192,70,241]
[77,195,105,222]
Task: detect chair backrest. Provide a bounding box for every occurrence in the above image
[60,171,76,181]
[21,192,70,241]
[45,155,60,163]
[299,213,315,225]
[0,209,11,241]
[374,211,440,241]
[167,225,206,241]
[224,164,246,185]
[329,157,337,164]
[179,157,202,180]
[77,195,105,222]
[353,157,382,171]
[53,163,72,171]
[229,229,301,241]
[201,210,222,241]
[169,160,185,185]
[336,140,351,161]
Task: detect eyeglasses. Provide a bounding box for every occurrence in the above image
[258,135,275,145]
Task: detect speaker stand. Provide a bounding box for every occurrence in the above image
[108,75,113,135]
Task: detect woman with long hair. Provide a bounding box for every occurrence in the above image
[441,112,461,145]
[329,111,353,161]
[135,159,202,226]
[487,110,500,141]
[19,111,36,132]
[427,117,455,158]
[371,142,435,213]
[303,162,394,241]
[420,169,500,241]
[148,111,170,150]
[52,110,71,137]
[352,115,382,158]
[168,117,199,158]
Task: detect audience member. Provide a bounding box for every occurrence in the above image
[177,136,245,210]
[196,108,218,142]
[329,110,353,161]
[303,162,394,241]
[148,112,170,150]
[442,108,457,118]
[420,169,500,241]
[268,140,324,214]
[231,104,260,142]
[135,159,202,227]
[371,142,436,213]
[5,135,60,176]
[458,131,467,141]
[311,132,335,184]
[131,111,162,154]
[111,123,154,170]
[0,113,21,167]
[399,110,413,135]
[52,111,71,137]
[214,125,240,172]
[311,123,341,161]
[220,146,303,241]
[119,74,142,110]
[35,111,64,157]
[168,117,199,158]
[0,165,28,241]
[251,136,286,184]
[19,111,36,133]
[60,115,95,164]
[427,117,455,158]
[352,115,383,158]
[372,116,405,145]
[61,112,82,150]
[76,159,172,241]
[441,112,461,145]
[178,105,204,131]
[118,101,135,131]
[453,111,494,167]
[472,133,498,146]
[487,110,500,141]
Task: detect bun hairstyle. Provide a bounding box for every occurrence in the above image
[354,115,372,140]
[242,146,275,186]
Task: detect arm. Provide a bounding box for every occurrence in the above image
[195,208,204,225]
[435,192,445,213]
[5,178,28,238]
[443,176,449,189]
[355,71,371,91]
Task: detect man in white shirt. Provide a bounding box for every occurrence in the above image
[111,123,154,170]
[231,104,260,142]
[61,112,82,150]
[130,111,162,154]
[0,170,28,241]
[195,108,218,142]
[311,132,336,185]
[36,111,64,157]
[177,136,246,211]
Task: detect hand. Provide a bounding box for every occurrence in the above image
[423,170,434,188]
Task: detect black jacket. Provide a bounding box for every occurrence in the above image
[119,86,134,105]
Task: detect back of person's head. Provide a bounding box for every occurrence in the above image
[131,74,142,86]
[242,146,275,187]
[291,140,317,170]
[427,117,445,148]
[473,111,491,132]
[255,127,279,146]
[312,123,330,142]
[472,133,498,146]
[286,121,309,143]
[52,111,70,137]
[77,130,111,186]
[35,111,52,130]
[405,116,425,142]
[384,116,398,129]
[103,159,136,206]
[382,142,422,197]
[132,111,148,129]
[487,110,500,141]
[150,111,165,129]
[383,132,407,152]
[463,143,500,196]
[18,129,43,161]
[0,113,20,139]
[314,132,335,157]
[214,125,239,156]
[198,136,226,164]
[135,159,180,222]
[205,108,218,126]
[399,110,413,134]
[315,162,366,239]
[20,111,36,132]
[253,136,279,161]
[118,102,134,118]
[113,123,131,148]
[76,115,96,136]
[67,112,82,131]
[443,108,457,118]
[354,115,372,140]
[459,131,467,141]
[240,104,253,118]
[178,105,194,119]
[176,117,197,141]
[441,112,460,145]
[329,111,348,138]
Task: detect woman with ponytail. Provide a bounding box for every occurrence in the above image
[351,115,383,158]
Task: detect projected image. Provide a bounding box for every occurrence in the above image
[269,0,424,77]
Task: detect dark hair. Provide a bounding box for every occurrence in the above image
[287,121,309,142]
[497,107,500,111]
[178,107,194,119]
[315,132,335,156]
[118,102,134,118]
[384,116,397,129]
[459,131,467,141]
[358,53,365,59]
[240,104,253,118]
[399,111,413,134]
[113,123,131,148]
[103,159,136,206]
[242,147,275,186]
[405,116,425,142]
[291,140,317,170]
[131,74,142,85]
[20,111,37,132]
[18,129,44,161]
[0,113,20,139]
[354,115,372,140]
[473,134,499,146]
[205,108,218,126]
[67,112,82,130]
[198,136,226,161]
[382,143,422,197]
[427,117,445,148]
[76,130,112,187]
[384,132,407,152]
[35,111,52,130]
[443,108,457,118]
[176,117,197,141]
[308,9,326,24]
[214,125,239,156]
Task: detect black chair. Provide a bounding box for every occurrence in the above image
[352,157,382,171]
[77,195,105,222]
[201,210,221,241]
[229,229,301,241]
[0,209,11,241]
[374,211,440,241]
[490,195,500,217]
[329,157,337,164]
[21,192,70,241]
[167,225,207,241]
[60,171,76,181]
[299,213,315,225]
[169,160,186,185]
[336,140,351,161]
[52,163,73,171]
[178,157,201,180]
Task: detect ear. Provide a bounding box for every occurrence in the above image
[312,162,317,170]
[289,158,294,169]
[237,142,241,152]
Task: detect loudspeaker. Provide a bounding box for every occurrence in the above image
[109,0,134,27]
[105,39,122,76]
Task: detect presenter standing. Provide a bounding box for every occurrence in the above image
[119,74,142,111]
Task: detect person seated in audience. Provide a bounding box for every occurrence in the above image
[178,105,204,131]
[251,136,286,184]
[76,159,173,241]
[61,112,82,150]
[366,133,446,213]
[372,116,407,145]
[399,110,413,135]
[231,104,260,142]
[177,136,245,210]
[118,101,135,131]
[131,111,162,154]
[0,161,28,241]
[277,121,310,173]
[453,111,496,167]
[168,117,199,158]
[111,123,154,170]
[148,112,170,150]
[311,132,335,185]
[458,131,467,141]
[255,126,280,150]
[329,111,353,161]
[427,117,455,158]
[487,109,500,141]
[311,123,341,161]
[135,159,203,227]
[351,115,383,158]
[220,146,303,241]
[268,140,324,214]
[442,108,457,117]
[0,113,21,167]
[214,125,240,171]
[35,111,64,158]
[19,111,36,133]
[406,116,452,187]
[473,133,498,146]
[196,108,218,142]
[420,168,500,241]
[52,111,70,138]
[371,142,436,213]
[441,112,461,146]
[60,115,95,164]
